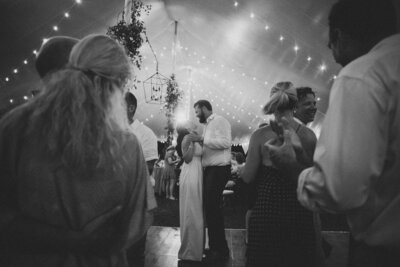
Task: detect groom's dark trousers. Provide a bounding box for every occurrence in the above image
[204,165,231,254]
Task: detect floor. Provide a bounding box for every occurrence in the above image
[144,226,349,267]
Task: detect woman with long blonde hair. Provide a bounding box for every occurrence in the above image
[0,34,154,267]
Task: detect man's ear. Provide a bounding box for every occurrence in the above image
[329,28,340,47]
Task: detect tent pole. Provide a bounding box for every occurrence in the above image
[124,0,132,23]
[172,20,178,74]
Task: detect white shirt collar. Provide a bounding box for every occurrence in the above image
[130,119,141,130]
[206,113,216,124]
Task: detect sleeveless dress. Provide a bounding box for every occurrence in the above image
[178,142,204,261]
[246,165,316,267]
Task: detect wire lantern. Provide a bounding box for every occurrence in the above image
[143,72,170,104]
[142,32,170,104]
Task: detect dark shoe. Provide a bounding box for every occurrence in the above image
[178,259,204,266]
[322,238,333,258]
[203,250,230,263]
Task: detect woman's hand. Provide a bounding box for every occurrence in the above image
[188,132,202,143]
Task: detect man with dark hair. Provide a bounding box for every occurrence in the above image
[125,92,158,174]
[265,0,400,266]
[125,92,158,267]
[294,87,317,125]
[35,36,78,79]
[190,99,232,262]
[294,86,331,264]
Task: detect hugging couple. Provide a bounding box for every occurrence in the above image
[178,100,232,264]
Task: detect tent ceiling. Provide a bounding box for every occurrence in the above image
[0,0,342,140]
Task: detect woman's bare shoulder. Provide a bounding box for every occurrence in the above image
[251,125,274,142]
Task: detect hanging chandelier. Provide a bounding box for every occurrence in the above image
[142,32,170,104]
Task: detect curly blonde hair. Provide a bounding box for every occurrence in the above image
[28,34,131,174]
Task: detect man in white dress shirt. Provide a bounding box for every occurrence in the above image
[125,92,158,267]
[190,100,232,262]
[125,92,159,175]
[265,0,400,266]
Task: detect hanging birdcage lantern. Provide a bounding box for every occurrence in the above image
[142,30,170,104]
[143,71,170,104]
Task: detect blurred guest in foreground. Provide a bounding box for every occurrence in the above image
[124,92,158,267]
[0,34,154,267]
[265,0,400,266]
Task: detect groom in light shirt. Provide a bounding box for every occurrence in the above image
[189,99,232,262]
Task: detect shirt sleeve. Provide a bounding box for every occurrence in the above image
[203,116,232,150]
[0,112,20,229]
[297,75,389,212]
[143,127,159,162]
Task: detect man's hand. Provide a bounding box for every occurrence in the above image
[265,127,308,182]
[270,118,302,152]
[264,129,298,169]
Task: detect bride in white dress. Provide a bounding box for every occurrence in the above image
[178,124,204,262]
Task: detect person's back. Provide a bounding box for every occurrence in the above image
[322,33,400,246]
[249,123,315,172]
[0,34,153,267]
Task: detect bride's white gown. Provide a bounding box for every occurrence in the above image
[178,142,204,261]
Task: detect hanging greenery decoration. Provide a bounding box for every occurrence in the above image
[106,1,151,70]
[163,74,183,146]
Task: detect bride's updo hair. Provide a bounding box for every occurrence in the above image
[262,81,297,115]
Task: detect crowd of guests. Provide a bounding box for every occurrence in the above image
[0,0,399,266]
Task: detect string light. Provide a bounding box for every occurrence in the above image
[250,13,255,19]
[319,64,327,71]
[9,99,13,103]
[23,96,28,100]
[3,5,331,133]
[294,45,299,52]
[307,56,312,61]
[1,2,84,92]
